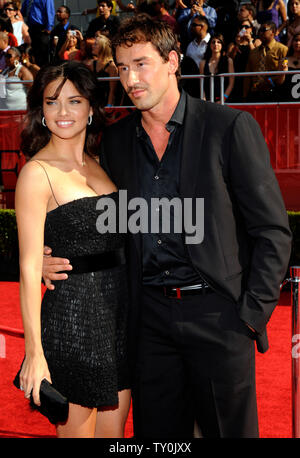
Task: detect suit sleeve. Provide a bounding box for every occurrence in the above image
[229,110,292,334]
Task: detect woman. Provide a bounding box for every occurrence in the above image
[199,34,235,103]
[3,1,30,46]
[287,0,300,47]
[15,61,131,438]
[256,0,287,39]
[58,29,83,61]
[89,35,120,106]
[227,20,261,102]
[0,16,18,46]
[277,32,300,100]
[0,47,33,110]
[20,44,40,79]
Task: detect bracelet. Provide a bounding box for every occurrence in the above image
[268,77,275,88]
[224,94,229,99]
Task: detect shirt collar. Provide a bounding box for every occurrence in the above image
[261,38,276,51]
[136,90,187,138]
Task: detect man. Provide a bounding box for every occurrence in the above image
[85,0,120,39]
[149,0,179,34]
[244,21,288,102]
[43,15,291,438]
[185,14,210,67]
[0,31,10,71]
[177,0,217,51]
[21,0,55,67]
[49,5,77,64]
[237,2,260,36]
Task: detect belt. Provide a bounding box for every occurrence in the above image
[61,248,126,275]
[163,282,213,298]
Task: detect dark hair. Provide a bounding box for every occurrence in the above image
[241,3,256,19]
[260,20,277,33]
[111,13,181,78]
[192,14,209,29]
[3,1,18,11]
[262,0,274,9]
[0,16,13,33]
[288,0,299,22]
[288,32,300,56]
[97,0,113,8]
[21,61,106,158]
[203,33,228,74]
[59,5,71,16]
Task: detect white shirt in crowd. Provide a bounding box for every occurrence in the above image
[186,33,211,68]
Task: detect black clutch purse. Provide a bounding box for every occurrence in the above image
[13,371,69,425]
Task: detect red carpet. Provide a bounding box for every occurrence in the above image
[0,282,292,438]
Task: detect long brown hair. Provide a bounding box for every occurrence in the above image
[20,61,106,158]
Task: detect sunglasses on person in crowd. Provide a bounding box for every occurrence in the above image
[260,27,271,32]
[4,8,15,11]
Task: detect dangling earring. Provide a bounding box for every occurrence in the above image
[42,116,47,127]
[87,115,93,126]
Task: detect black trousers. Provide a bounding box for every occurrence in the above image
[132,286,259,438]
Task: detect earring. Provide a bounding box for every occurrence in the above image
[42,116,46,127]
[87,115,93,126]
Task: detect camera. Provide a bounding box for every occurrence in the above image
[70,30,76,36]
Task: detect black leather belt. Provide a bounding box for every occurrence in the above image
[60,248,126,275]
[163,282,213,298]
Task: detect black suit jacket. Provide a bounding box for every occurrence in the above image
[100,94,292,357]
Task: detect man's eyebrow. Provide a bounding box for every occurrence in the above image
[116,56,149,66]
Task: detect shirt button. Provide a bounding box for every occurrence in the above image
[157,239,162,245]
[154,175,159,180]
[165,270,170,275]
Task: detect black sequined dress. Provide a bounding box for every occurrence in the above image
[41,192,130,408]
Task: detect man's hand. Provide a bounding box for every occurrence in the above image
[42,246,72,290]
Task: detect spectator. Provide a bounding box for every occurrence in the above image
[82,0,135,15]
[21,0,55,67]
[244,21,288,101]
[186,14,210,67]
[19,44,40,78]
[0,30,9,70]
[58,29,84,61]
[256,0,288,39]
[277,32,300,100]
[228,21,260,102]
[80,37,96,68]
[237,2,261,36]
[148,0,179,34]
[3,1,30,45]
[85,0,120,39]
[287,0,300,47]
[177,0,217,51]
[199,33,235,102]
[0,16,18,46]
[211,0,240,44]
[0,46,33,109]
[50,5,77,63]
[89,34,119,106]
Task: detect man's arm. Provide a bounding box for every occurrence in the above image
[42,246,72,290]
[229,110,292,334]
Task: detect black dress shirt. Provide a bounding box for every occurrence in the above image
[136,91,201,286]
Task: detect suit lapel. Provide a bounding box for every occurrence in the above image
[179,95,206,198]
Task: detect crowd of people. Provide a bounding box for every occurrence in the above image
[0,0,299,106]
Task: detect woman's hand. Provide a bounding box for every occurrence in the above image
[19,353,52,406]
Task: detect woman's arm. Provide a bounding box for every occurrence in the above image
[225,57,235,99]
[277,0,288,35]
[15,161,52,406]
[22,21,31,44]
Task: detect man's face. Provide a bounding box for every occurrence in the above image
[0,38,8,50]
[56,7,69,22]
[116,41,178,112]
[238,6,251,21]
[190,19,208,39]
[98,1,111,17]
[259,24,275,44]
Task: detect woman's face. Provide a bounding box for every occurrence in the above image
[68,34,77,48]
[292,34,300,53]
[42,78,93,141]
[4,49,18,67]
[210,38,223,53]
[4,3,17,19]
[290,0,300,16]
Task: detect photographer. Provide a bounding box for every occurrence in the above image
[58,29,83,61]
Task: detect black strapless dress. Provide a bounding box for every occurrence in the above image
[41,192,130,408]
